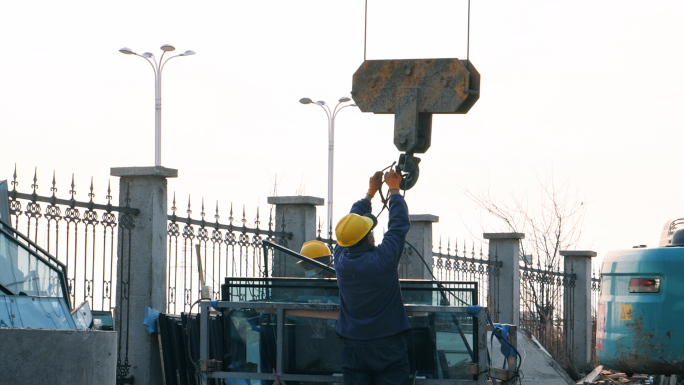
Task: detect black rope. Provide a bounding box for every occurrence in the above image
[402,240,474,359]
[374,161,397,219]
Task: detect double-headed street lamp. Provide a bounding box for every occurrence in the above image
[119,44,195,167]
[299,96,357,238]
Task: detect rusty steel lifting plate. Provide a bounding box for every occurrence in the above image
[351,58,480,154]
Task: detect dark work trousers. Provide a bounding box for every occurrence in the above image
[341,332,410,385]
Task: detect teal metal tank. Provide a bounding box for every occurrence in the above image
[597,245,684,374]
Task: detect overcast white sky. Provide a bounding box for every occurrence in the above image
[2,1,683,264]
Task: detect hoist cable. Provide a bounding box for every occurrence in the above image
[467,0,471,71]
[364,0,368,61]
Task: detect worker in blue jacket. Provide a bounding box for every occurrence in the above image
[333,169,411,385]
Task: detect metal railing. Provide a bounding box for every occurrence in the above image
[166,195,292,314]
[431,238,501,310]
[590,274,601,367]
[519,262,576,369]
[6,168,138,312]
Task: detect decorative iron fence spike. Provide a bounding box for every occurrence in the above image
[51,171,57,195]
[201,198,205,221]
[124,181,131,207]
[69,174,76,202]
[89,177,95,203]
[31,167,38,195]
[50,171,58,205]
[268,207,273,232]
[12,164,18,192]
[106,180,112,209]
[171,192,177,216]
[215,201,220,222]
[186,195,192,217]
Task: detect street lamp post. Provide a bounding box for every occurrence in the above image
[119,44,195,167]
[299,96,356,238]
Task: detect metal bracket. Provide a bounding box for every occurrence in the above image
[352,58,479,190]
[116,375,134,384]
[352,58,479,155]
[487,366,517,382]
[394,87,432,154]
[397,153,421,190]
[200,359,223,372]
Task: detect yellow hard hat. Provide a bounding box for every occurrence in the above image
[299,240,332,261]
[335,213,377,247]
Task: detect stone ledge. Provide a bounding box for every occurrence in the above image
[483,232,525,240]
[409,214,439,223]
[267,196,324,206]
[111,166,178,178]
[560,250,597,258]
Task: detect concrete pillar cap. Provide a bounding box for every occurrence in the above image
[483,232,525,240]
[267,196,324,206]
[409,214,439,223]
[560,250,597,258]
[111,166,178,178]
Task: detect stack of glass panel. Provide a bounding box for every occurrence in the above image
[218,278,480,381]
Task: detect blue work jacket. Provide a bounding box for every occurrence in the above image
[334,194,411,340]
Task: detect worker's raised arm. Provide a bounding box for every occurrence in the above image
[384,169,401,196]
[375,170,410,265]
[365,171,383,201]
[349,171,383,215]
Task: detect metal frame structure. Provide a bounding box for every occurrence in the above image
[197,300,488,385]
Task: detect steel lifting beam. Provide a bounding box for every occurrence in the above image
[351,58,480,189]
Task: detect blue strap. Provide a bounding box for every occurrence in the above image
[493,323,511,368]
[467,305,482,316]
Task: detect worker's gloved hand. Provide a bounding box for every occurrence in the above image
[367,171,383,196]
[384,170,402,190]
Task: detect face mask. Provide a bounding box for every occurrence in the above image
[305,270,317,278]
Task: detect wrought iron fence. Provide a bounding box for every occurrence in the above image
[6,167,138,312]
[590,273,601,367]
[430,238,501,311]
[166,194,292,314]
[519,262,576,369]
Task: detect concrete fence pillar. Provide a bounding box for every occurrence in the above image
[401,214,439,279]
[111,166,177,385]
[483,232,524,325]
[560,250,597,369]
[267,195,324,277]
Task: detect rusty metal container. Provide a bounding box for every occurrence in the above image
[597,246,684,374]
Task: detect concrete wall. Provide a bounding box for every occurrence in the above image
[0,328,117,384]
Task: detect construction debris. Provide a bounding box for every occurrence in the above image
[577,366,652,385]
